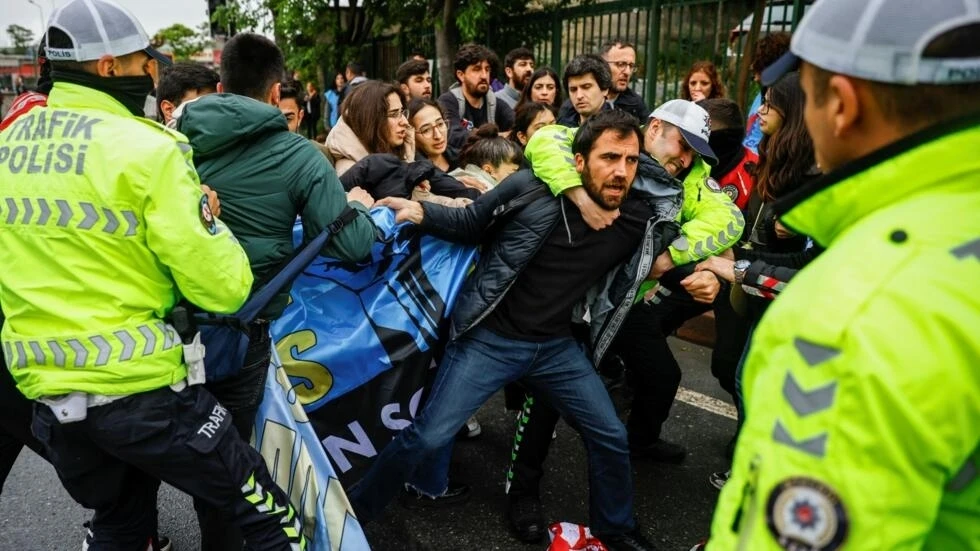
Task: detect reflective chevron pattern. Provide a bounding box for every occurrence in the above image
[241,472,307,550]
[0,197,138,236]
[2,323,180,370]
[771,338,842,457]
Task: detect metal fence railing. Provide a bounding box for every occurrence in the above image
[364,0,811,109]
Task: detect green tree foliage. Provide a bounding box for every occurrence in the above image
[6,24,35,53]
[208,0,582,89]
[152,23,210,60]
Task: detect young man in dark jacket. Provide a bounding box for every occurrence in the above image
[348,110,718,551]
[557,40,648,125]
[176,33,377,550]
[438,44,515,150]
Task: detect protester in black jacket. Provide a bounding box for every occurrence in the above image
[347,111,711,551]
[339,154,479,203]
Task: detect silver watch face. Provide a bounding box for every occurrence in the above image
[735,260,751,270]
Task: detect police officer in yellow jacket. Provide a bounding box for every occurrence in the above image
[0,1,304,549]
[707,0,980,549]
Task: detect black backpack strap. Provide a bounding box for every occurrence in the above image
[187,205,361,333]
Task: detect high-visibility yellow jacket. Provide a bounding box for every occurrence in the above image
[525,125,743,266]
[0,82,253,399]
[708,117,980,550]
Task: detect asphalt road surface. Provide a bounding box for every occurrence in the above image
[0,338,736,550]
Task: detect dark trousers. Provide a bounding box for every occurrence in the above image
[194,323,272,551]
[507,286,750,498]
[32,383,303,551]
[0,360,46,496]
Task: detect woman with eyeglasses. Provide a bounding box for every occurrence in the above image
[337,96,480,208]
[409,98,458,172]
[695,72,822,490]
[516,67,562,112]
[324,80,415,176]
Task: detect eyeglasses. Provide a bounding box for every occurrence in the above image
[387,108,408,120]
[608,61,636,72]
[416,119,447,137]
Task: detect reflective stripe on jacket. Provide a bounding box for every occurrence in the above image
[0,82,253,399]
[525,124,743,267]
[708,117,980,550]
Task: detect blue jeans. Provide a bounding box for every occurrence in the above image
[349,325,636,535]
[405,442,453,496]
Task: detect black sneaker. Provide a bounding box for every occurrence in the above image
[596,528,662,551]
[82,522,173,551]
[709,470,731,490]
[398,480,471,509]
[629,438,686,464]
[506,495,545,544]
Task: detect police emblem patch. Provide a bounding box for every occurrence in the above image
[722,184,739,203]
[705,177,722,192]
[199,194,217,235]
[766,477,847,551]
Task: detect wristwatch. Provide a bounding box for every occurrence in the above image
[733,259,751,285]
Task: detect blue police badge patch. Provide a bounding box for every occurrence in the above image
[766,477,847,551]
[199,194,217,235]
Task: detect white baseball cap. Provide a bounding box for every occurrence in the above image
[763,0,980,86]
[45,0,171,65]
[649,99,717,165]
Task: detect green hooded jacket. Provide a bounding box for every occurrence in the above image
[177,93,376,318]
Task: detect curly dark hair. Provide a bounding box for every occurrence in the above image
[681,60,725,101]
[504,47,534,69]
[755,72,815,202]
[453,44,499,77]
[750,32,792,76]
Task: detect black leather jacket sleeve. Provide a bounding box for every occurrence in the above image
[419,171,542,245]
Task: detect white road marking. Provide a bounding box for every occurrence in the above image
[676,386,737,420]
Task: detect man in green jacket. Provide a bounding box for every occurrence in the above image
[176,33,376,550]
[0,1,304,549]
[706,0,980,549]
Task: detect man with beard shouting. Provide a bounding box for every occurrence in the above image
[349,110,718,551]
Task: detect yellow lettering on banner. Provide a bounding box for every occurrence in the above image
[259,418,320,540]
[259,420,297,490]
[291,438,320,538]
[324,476,357,551]
[275,329,333,406]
